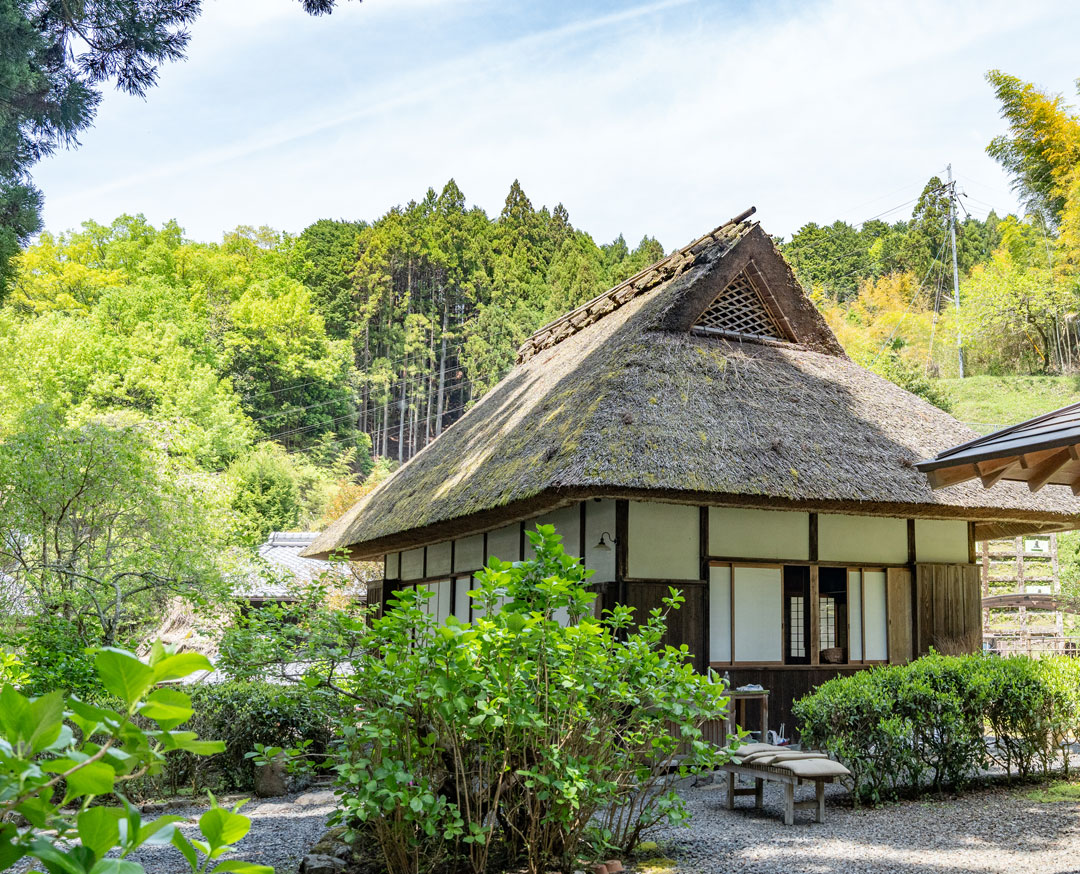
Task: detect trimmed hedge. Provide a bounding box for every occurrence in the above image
[793,652,1080,803]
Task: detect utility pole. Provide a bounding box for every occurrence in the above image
[946,164,965,377]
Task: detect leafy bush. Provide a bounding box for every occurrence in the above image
[139,680,339,796]
[794,652,1080,803]
[15,616,103,698]
[314,526,729,874]
[0,642,270,874]
[0,649,28,688]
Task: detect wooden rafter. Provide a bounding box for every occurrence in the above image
[1026,447,1074,493]
[977,458,1019,488]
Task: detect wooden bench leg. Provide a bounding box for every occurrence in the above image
[783,782,794,826]
[754,778,764,809]
[726,770,736,810]
[815,779,825,823]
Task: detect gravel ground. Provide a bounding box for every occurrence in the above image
[643,778,1080,874]
[127,788,336,874]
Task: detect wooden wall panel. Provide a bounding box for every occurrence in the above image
[886,567,912,664]
[728,666,869,740]
[623,582,706,673]
[915,564,981,655]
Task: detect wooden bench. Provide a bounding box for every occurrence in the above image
[719,744,850,825]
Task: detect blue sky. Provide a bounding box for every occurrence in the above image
[33,0,1080,249]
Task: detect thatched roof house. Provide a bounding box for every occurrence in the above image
[307,209,1080,736]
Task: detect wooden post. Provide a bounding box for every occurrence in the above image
[1052,533,1064,654]
[783,782,795,826]
[1016,536,1027,655]
[815,780,825,823]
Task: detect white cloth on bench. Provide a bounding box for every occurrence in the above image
[772,758,851,779]
[729,743,851,779]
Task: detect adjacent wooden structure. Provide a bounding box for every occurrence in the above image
[916,401,1080,496]
[308,209,1080,737]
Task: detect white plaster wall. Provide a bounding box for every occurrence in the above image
[427,541,452,578]
[454,534,485,572]
[733,566,782,662]
[436,580,452,623]
[627,501,700,580]
[915,520,969,564]
[453,578,472,621]
[385,552,400,580]
[525,505,581,559]
[400,547,425,581]
[818,514,908,565]
[709,565,732,663]
[486,524,521,564]
[709,507,809,560]
[584,499,616,582]
[848,570,864,661]
[863,570,888,661]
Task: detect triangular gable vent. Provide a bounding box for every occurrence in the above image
[692,270,787,341]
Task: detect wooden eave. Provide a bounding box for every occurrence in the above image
[918,442,1080,495]
[317,484,1079,562]
[917,400,1080,499]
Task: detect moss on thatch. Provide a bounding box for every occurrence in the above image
[307,217,1080,560]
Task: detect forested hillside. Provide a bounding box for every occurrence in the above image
[780,72,1080,411]
[0,180,662,560]
[4,67,1080,652]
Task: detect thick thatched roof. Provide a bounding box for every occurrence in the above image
[308,214,1080,560]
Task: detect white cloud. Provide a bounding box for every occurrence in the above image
[35,0,1076,247]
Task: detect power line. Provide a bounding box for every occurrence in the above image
[266,377,474,443]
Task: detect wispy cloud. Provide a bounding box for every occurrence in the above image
[37,0,1075,246]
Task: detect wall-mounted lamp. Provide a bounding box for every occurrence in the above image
[594,531,616,552]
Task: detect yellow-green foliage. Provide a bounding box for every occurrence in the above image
[1026,781,1080,803]
[636,858,678,874]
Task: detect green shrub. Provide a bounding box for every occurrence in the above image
[794,652,1080,803]
[276,526,729,874]
[139,680,339,795]
[15,616,103,698]
[0,642,269,874]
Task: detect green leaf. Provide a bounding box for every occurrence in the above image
[77,807,121,860]
[164,732,225,755]
[87,859,145,874]
[63,761,116,801]
[171,830,199,872]
[211,862,274,874]
[0,685,65,755]
[136,816,185,847]
[95,650,155,706]
[151,653,213,684]
[15,795,56,829]
[139,688,193,730]
[198,807,251,849]
[0,823,27,870]
[147,641,168,667]
[29,839,87,874]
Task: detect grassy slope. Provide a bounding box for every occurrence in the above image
[936,375,1080,435]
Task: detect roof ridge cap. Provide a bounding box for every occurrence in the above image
[516,208,757,363]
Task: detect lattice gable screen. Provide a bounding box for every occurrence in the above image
[693,270,786,341]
